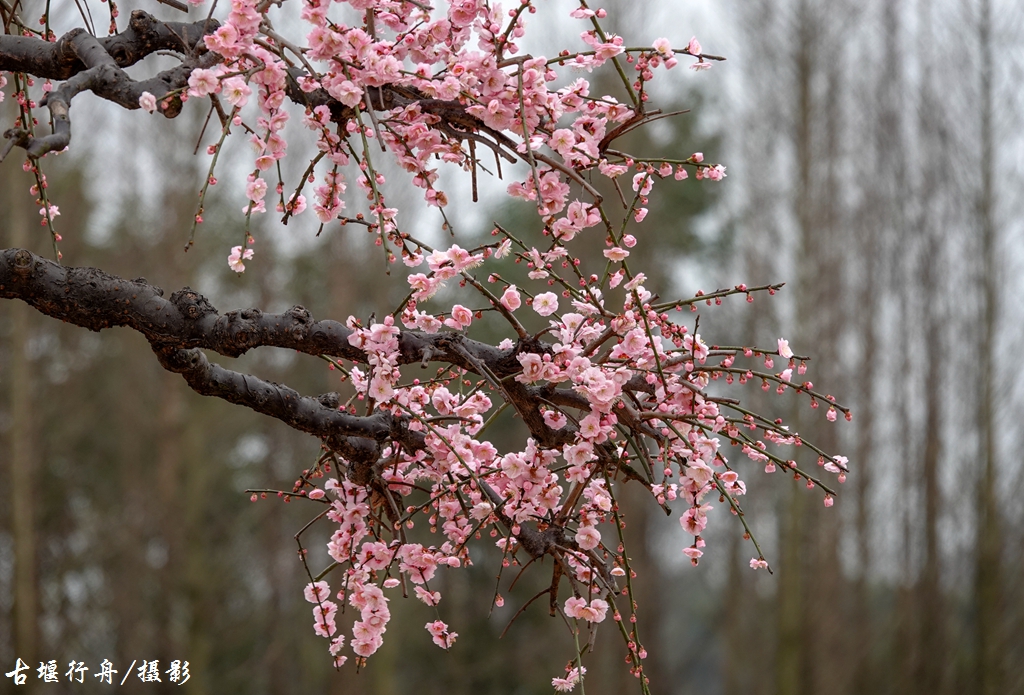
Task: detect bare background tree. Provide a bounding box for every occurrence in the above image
[706,0,1024,694]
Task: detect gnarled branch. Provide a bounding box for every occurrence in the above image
[1,13,220,159]
[0,10,214,79]
[0,248,574,454]
[0,12,520,166]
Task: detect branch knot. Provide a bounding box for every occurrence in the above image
[170,287,216,320]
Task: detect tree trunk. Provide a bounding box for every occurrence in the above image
[974,1,1003,692]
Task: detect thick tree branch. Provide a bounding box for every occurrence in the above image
[1,13,522,163]
[2,14,220,159]
[0,248,678,462]
[0,248,566,450]
[0,248,517,366]
[153,345,423,463]
[0,249,676,458]
[0,11,214,79]
[0,247,431,458]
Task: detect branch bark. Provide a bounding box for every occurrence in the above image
[0,13,524,166]
[0,11,213,80]
[0,248,564,460]
[1,12,221,159]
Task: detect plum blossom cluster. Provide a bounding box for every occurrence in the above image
[276,238,849,689]
[1,1,847,692]
[151,0,727,272]
[1,0,728,270]
[165,1,844,689]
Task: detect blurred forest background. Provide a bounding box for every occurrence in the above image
[2,0,1024,693]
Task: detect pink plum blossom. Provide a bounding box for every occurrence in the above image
[575,525,601,550]
[533,292,559,317]
[187,68,220,98]
[304,581,331,603]
[564,597,608,623]
[425,620,457,649]
[778,338,794,359]
[683,547,703,565]
[444,304,473,330]
[552,666,586,692]
[228,246,254,273]
[221,76,252,107]
[501,285,522,312]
